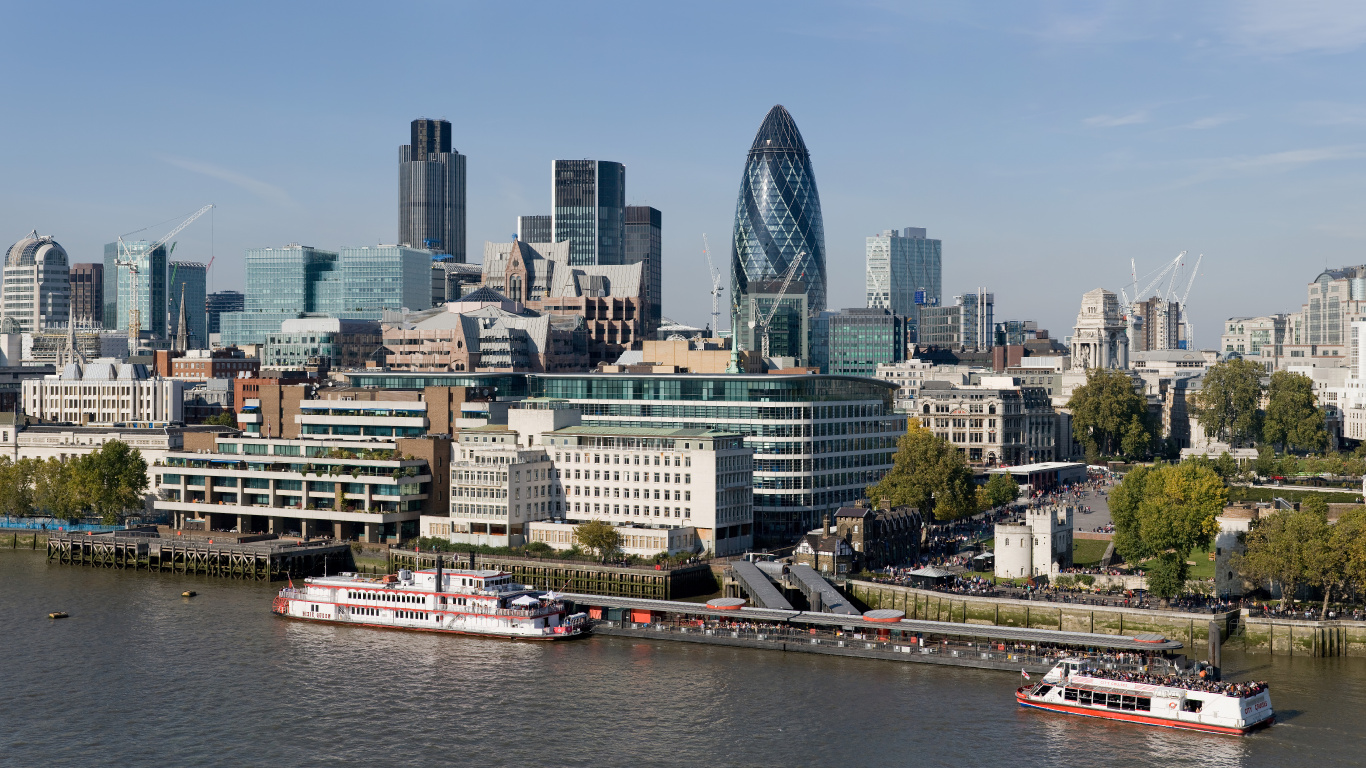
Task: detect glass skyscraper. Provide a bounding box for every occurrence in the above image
[206,290,244,336]
[731,105,826,360]
[623,205,662,333]
[168,261,207,349]
[517,215,552,243]
[866,227,941,335]
[399,118,467,261]
[552,160,625,266]
[103,240,167,337]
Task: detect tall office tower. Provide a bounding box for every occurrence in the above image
[866,227,941,334]
[517,215,553,243]
[69,263,103,327]
[205,290,244,336]
[624,205,662,333]
[399,118,466,261]
[732,105,826,360]
[2,231,70,333]
[168,261,208,349]
[552,160,625,266]
[957,289,994,351]
[103,240,167,338]
[218,244,339,346]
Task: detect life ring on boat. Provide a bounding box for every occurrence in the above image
[1168,701,1177,710]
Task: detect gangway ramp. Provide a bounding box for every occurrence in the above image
[789,564,859,615]
[729,560,794,610]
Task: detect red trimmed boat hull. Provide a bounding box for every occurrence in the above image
[1015,689,1273,735]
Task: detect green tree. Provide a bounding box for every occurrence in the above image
[981,472,1020,510]
[1120,415,1152,462]
[33,457,81,520]
[1109,462,1226,600]
[866,420,978,521]
[1262,371,1326,453]
[573,519,622,558]
[202,411,238,427]
[1235,498,1330,609]
[1191,358,1264,447]
[1066,368,1147,458]
[1337,507,1366,608]
[0,458,36,517]
[73,441,149,524]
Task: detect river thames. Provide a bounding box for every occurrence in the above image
[1,552,1361,767]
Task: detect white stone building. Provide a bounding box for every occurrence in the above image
[1070,288,1128,371]
[3,231,70,333]
[993,504,1074,579]
[22,359,183,425]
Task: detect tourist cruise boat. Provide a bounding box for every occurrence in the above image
[1016,659,1274,735]
[272,566,588,640]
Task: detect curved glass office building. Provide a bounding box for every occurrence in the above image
[731,105,826,360]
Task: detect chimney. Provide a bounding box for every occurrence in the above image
[434,555,443,593]
[822,514,831,534]
[880,497,891,511]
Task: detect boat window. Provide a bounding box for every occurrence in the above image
[1034,685,1053,697]
[1182,699,1203,713]
[1078,690,1093,705]
[1121,696,1136,711]
[1063,688,1078,702]
[1137,697,1151,712]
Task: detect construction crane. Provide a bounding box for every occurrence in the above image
[1121,251,1186,307]
[116,204,215,350]
[1176,253,1203,346]
[748,253,804,359]
[701,234,725,335]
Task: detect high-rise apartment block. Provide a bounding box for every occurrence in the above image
[866,227,941,334]
[69,263,103,327]
[517,215,552,244]
[169,262,207,349]
[103,240,167,339]
[3,232,70,333]
[623,205,662,334]
[399,118,466,261]
[552,160,625,266]
[206,290,244,336]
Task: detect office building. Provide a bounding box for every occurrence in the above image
[170,348,260,381]
[917,289,993,351]
[261,318,383,370]
[399,118,466,261]
[1070,288,1129,370]
[103,240,167,340]
[206,290,244,336]
[23,359,183,424]
[432,261,483,306]
[4,231,70,333]
[823,308,906,377]
[168,261,207,350]
[383,295,590,374]
[995,320,1038,347]
[517,215,553,244]
[69,263,103,328]
[552,160,625,266]
[623,205,662,334]
[337,245,432,318]
[1131,295,1182,352]
[912,377,1060,465]
[732,105,826,360]
[865,227,941,333]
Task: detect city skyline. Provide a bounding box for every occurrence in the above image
[4,4,1366,343]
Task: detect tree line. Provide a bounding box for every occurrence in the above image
[865,421,1020,522]
[0,442,149,524]
[1235,495,1366,617]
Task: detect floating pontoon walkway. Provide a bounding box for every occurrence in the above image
[728,560,794,610]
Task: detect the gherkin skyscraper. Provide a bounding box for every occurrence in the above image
[731,105,826,361]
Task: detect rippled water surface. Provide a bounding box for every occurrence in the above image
[1,552,1362,767]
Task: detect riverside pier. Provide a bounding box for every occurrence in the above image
[46,531,352,581]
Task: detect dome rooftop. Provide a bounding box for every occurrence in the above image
[6,230,69,269]
[748,105,809,157]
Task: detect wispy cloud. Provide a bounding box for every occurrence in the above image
[1083,111,1150,128]
[1226,0,1366,54]
[159,155,295,207]
[1178,144,1366,185]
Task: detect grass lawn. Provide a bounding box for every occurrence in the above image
[1135,544,1217,581]
[1073,539,1109,568]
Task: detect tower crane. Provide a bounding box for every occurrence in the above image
[702,234,725,335]
[1176,253,1203,346]
[749,253,804,359]
[1121,251,1186,307]
[116,204,215,351]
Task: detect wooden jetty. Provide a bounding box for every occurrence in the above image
[46,531,353,581]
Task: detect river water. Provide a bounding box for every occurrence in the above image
[1,552,1360,768]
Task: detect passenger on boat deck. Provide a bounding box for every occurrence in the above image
[1080,667,1267,697]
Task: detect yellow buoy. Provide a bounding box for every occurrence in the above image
[182,591,197,598]
[48,612,69,619]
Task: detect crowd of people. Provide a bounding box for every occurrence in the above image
[1082,667,1269,698]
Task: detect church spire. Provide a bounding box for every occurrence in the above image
[175,283,189,353]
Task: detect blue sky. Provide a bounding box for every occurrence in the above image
[3,1,1365,344]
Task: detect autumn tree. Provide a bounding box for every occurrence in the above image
[1191,358,1264,447]
[1108,462,1227,600]
[866,420,978,522]
[574,519,622,558]
[1262,371,1326,453]
[1067,368,1149,459]
[1235,497,1331,610]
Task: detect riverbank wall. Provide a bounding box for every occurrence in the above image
[846,579,1235,649]
[1240,615,1366,656]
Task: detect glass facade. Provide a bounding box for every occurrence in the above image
[206,290,244,335]
[103,240,167,336]
[552,160,625,266]
[732,105,826,359]
[866,227,941,334]
[825,308,905,377]
[168,261,208,349]
[623,205,662,333]
[337,246,432,317]
[517,215,552,243]
[399,119,466,261]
